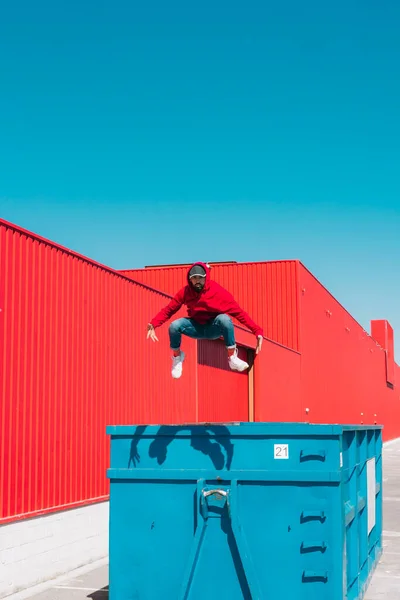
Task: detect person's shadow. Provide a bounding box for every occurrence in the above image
[129,424,234,471]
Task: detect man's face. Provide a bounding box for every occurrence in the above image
[190,275,205,292]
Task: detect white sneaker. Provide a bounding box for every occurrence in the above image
[228,348,249,372]
[171,351,185,379]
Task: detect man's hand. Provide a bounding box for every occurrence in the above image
[256,335,263,355]
[147,323,159,342]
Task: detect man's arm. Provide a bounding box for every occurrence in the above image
[150,288,185,329]
[223,294,264,353]
[227,302,263,337]
[220,289,263,338]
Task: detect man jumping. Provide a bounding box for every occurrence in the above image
[147,262,263,379]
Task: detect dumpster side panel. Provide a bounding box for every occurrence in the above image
[342,427,383,599]
[107,424,382,600]
[109,481,196,600]
[237,481,344,600]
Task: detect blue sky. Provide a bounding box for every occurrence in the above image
[1,1,400,359]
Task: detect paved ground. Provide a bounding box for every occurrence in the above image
[14,438,400,599]
[16,564,109,600]
[365,438,400,599]
[35,566,108,600]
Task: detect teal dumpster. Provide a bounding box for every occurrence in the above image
[106,422,382,599]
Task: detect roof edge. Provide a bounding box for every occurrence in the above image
[119,258,301,272]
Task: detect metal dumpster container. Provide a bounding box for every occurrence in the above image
[106,422,382,599]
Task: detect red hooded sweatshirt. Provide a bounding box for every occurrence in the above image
[150,262,263,337]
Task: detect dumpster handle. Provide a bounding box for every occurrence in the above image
[203,489,228,498]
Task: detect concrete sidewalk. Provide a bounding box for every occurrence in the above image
[365,438,400,599]
[14,438,400,600]
[16,563,109,600]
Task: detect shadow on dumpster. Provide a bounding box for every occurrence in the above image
[128,424,234,471]
[87,586,108,599]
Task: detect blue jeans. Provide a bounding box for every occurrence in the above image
[169,314,236,350]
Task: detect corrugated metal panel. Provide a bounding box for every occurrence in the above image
[254,343,301,422]
[120,260,300,351]
[0,220,199,524]
[197,340,249,422]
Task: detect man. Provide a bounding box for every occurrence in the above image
[147,262,263,379]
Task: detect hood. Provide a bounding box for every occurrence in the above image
[186,262,211,291]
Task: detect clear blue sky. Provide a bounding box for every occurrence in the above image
[1,1,400,360]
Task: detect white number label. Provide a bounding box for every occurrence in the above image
[274,444,289,459]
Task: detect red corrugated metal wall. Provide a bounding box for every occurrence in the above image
[197,340,249,422]
[297,265,400,440]
[120,261,300,351]
[122,261,400,440]
[254,342,302,422]
[2,217,400,526]
[2,220,301,525]
[0,220,199,524]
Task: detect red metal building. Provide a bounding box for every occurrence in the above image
[297,264,400,439]
[1,218,399,527]
[121,260,400,435]
[0,219,299,524]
